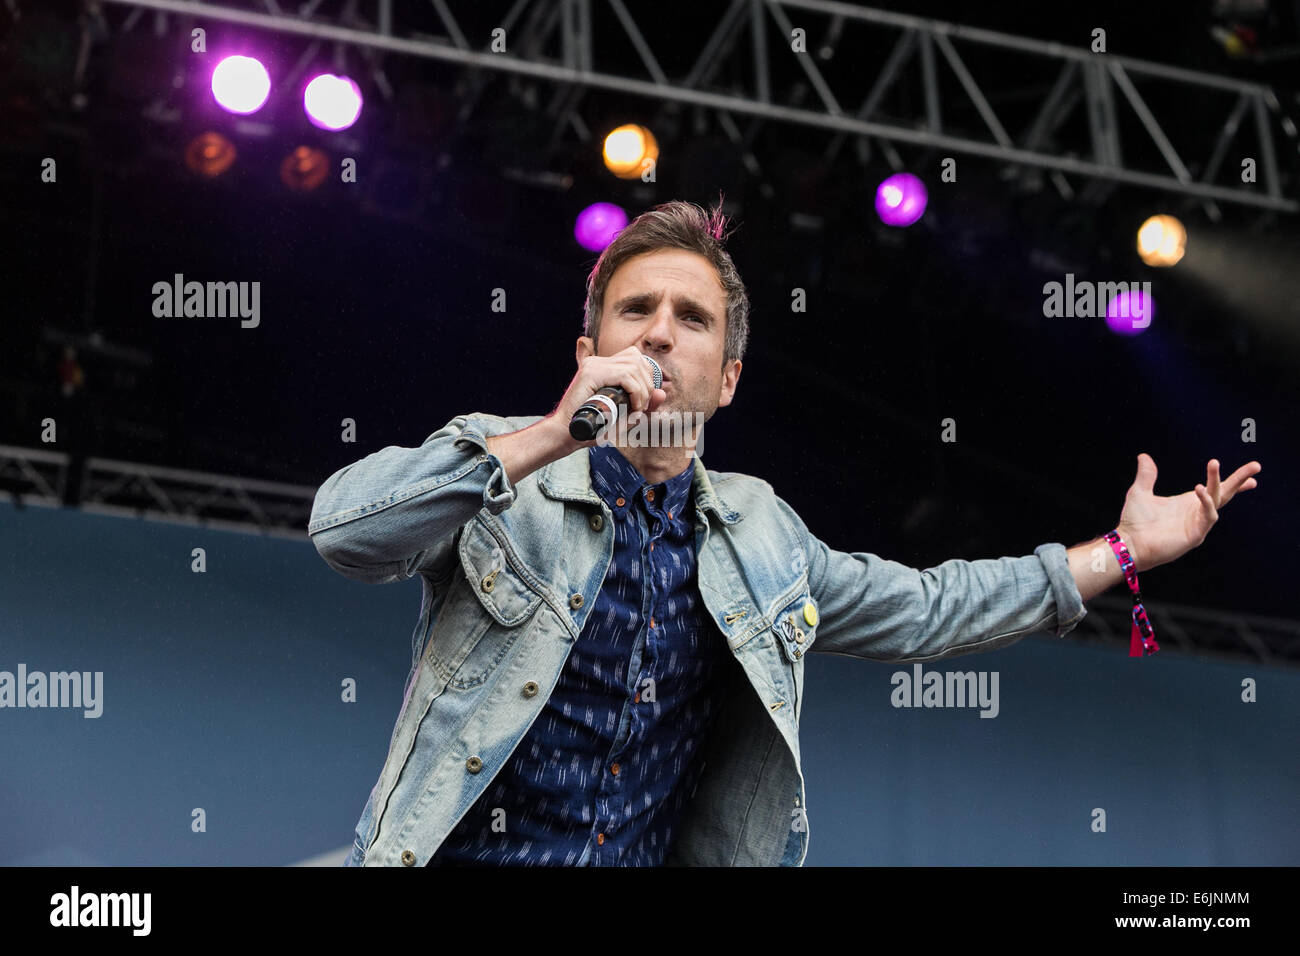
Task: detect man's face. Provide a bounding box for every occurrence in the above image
[576,248,742,424]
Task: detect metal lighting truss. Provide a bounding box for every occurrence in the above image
[1075,595,1300,668]
[2,443,1298,666]
[88,0,1299,214]
[0,444,316,540]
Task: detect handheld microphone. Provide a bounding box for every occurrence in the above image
[569,354,662,442]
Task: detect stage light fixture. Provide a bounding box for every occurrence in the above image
[602,124,659,180]
[184,131,237,177]
[211,55,271,115]
[1105,289,1156,336]
[1137,215,1186,267]
[574,203,628,251]
[280,145,329,191]
[874,173,927,227]
[304,74,363,131]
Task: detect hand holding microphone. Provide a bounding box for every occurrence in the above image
[556,348,666,444]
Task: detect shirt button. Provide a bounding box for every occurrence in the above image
[611,763,620,775]
[522,681,539,698]
[668,510,673,519]
[401,850,416,866]
[650,542,655,552]
[466,756,483,773]
[569,592,584,609]
[588,513,604,532]
[597,833,606,846]
[646,489,655,502]
[650,617,656,629]
[634,690,641,703]
[616,496,626,507]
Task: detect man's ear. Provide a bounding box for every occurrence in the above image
[576,335,596,364]
[717,359,742,408]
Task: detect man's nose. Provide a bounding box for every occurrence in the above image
[642,307,675,348]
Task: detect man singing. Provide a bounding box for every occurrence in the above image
[308,199,1260,866]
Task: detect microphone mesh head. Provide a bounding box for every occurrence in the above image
[642,355,663,389]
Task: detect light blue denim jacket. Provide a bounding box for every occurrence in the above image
[308,412,1088,867]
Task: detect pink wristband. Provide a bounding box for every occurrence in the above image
[1103,530,1159,658]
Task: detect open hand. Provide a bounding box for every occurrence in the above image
[1115,454,1260,571]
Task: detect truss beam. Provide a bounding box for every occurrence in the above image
[92,0,1297,211]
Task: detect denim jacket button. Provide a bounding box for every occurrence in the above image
[401,850,416,866]
[522,681,539,698]
[466,756,483,773]
[569,593,584,609]
[588,513,604,533]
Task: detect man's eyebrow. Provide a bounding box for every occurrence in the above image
[610,291,719,327]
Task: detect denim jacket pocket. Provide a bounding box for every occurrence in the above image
[772,597,818,663]
[428,516,544,690]
[460,516,543,627]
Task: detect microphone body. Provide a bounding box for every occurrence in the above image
[569,355,662,442]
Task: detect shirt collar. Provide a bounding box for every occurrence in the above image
[589,442,694,520]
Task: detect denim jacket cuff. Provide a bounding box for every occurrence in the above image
[1033,542,1087,637]
[450,414,518,515]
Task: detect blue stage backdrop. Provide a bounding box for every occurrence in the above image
[1,498,1295,866]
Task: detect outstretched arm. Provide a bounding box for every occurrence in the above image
[771,493,1089,663]
[770,452,1261,664]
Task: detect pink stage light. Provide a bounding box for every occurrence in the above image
[211,55,271,115]
[874,172,928,227]
[304,74,363,131]
[1105,289,1156,335]
[574,203,628,252]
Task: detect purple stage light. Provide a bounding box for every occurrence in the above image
[304,74,363,131]
[574,203,628,251]
[1105,289,1156,335]
[874,172,927,227]
[211,55,271,115]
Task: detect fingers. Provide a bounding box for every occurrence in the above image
[620,367,649,413]
[1206,459,1220,504]
[1134,453,1157,493]
[592,348,662,416]
[1194,484,1219,525]
[608,348,649,413]
[1216,460,1262,507]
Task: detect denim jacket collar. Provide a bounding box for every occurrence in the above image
[537,443,744,526]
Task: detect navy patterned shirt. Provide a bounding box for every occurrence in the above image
[427,441,737,865]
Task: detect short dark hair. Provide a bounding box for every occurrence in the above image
[582,197,749,367]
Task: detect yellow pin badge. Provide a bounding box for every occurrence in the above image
[802,601,818,627]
